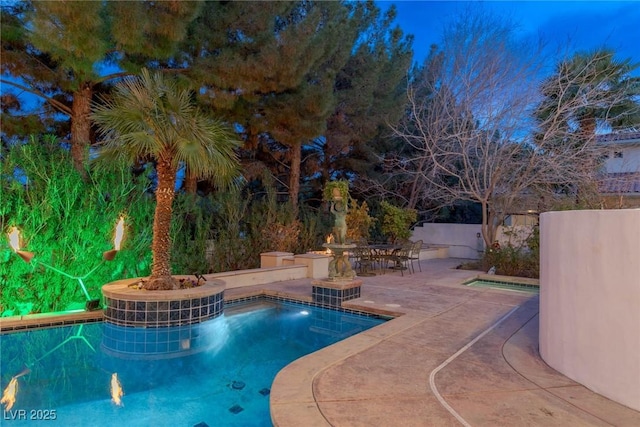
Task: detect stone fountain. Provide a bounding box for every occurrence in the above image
[322,198,356,281]
[312,182,362,306]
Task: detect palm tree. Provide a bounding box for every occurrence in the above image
[535,49,640,205]
[538,49,640,141]
[92,69,241,290]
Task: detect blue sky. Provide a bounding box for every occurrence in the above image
[382,0,640,74]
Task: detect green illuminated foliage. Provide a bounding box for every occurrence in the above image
[0,136,327,316]
[0,135,154,316]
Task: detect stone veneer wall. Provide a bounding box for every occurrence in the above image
[539,209,640,411]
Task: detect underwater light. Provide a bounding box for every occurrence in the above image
[1,367,30,411]
[110,373,124,407]
[1,378,18,411]
[300,310,310,316]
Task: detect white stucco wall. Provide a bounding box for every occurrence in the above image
[411,223,484,258]
[411,223,536,259]
[539,209,640,411]
[604,144,640,173]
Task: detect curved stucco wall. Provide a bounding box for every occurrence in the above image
[539,209,640,411]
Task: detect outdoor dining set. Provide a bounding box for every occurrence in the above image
[350,239,423,277]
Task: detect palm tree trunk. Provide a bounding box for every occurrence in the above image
[146,157,179,290]
[184,168,197,194]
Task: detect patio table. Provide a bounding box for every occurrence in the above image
[368,244,403,272]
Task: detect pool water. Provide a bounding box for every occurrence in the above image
[0,299,385,426]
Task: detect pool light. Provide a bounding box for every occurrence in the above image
[0,367,30,412]
[110,373,124,406]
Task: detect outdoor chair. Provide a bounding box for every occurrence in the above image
[352,245,375,276]
[389,241,412,276]
[409,240,423,273]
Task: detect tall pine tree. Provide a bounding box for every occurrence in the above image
[1,1,202,173]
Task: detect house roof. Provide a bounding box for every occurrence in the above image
[599,172,640,195]
[596,131,640,146]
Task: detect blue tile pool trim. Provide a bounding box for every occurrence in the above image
[0,316,103,334]
[103,291,225,328]
[1,293,390,334]
[225,294,389,319]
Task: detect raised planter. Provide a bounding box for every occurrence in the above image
[102,277,225,327]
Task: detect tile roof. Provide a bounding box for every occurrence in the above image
[599,172,640,194]
[596,131,640,144]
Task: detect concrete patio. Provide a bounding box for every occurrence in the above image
[226,258,640,427]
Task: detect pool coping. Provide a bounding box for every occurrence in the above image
[0,310,104,333]
[0,287,399,334]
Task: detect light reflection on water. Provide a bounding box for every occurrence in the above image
[0,300,385,426]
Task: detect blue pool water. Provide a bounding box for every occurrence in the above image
[0,299,385,426]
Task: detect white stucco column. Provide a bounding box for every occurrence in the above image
[539,209,640,411]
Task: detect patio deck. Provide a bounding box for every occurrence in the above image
[226,258,640,427]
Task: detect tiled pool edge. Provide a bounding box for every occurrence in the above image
[0,287,396,334]
[0,310,104,334]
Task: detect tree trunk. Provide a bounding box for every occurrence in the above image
[145,157,179,290]
[408,157,427,209]
[184,168,197,194]
[70,83,93,177]
[480,201,496,248]
[288,142,301,216]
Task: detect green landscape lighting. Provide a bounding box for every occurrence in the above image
[7,227,35,263]
[5,218,127,311]
[102,216,125,261]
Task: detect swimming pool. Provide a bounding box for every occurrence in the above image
[0,299,386,426]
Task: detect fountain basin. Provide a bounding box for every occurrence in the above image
[102,277,225,327]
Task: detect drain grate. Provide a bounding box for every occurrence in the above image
[230,380,245,390]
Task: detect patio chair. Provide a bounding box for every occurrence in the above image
[409,240,423,273]
[352,245,375,276]
[389,241,412,276]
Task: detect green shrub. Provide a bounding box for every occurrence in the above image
[171,174,326,273]
[380,201,417,243]
[481,227,539,278]
[1,136,154,316]
[346,198,375,242]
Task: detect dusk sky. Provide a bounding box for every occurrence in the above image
[382,0,640,75]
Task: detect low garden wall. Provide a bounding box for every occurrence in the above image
[411,223,536,259]
[539,209,640,411]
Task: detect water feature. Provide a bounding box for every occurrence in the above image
[0,299,385,426]
[464,279,539,293]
